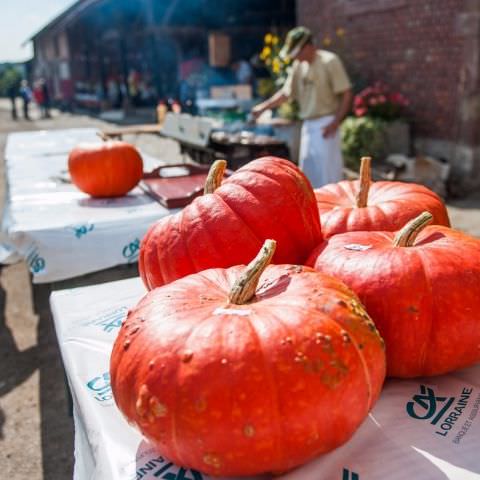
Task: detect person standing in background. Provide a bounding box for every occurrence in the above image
[251,26,352,188]
[33,80,45,115]
[233,58,254,86]
[19,80,33,121]
[7,82,18,120]
[41,79,51,118]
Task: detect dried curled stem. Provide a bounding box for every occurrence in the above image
[204,159,227,194]
[393,212,433,247]
[229,240,277,305]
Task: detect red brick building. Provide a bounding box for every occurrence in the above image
[298,0,480,191]
[30,0,295,111]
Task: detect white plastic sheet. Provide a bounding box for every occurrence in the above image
[50,277,480,480]
[2,128,175,282]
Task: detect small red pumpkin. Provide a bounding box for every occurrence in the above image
[307,212,480,378]
[111,240,385,477]
[315,157,450,238]
[139,157,322,289]
[68,141,143,197]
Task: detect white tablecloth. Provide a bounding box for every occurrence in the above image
[50,276,480,480]
[1,128,175,283]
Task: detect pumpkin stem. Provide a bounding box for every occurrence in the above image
[96,131,108,141]
[204,159,227,194]
[393,211,433,247]
[229,240,277,305]
[356,156,372,208]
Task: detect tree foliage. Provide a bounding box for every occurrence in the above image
[0,67,22,96]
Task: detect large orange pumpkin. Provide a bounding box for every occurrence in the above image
[68,141,143,197]
[307,212,480,378]
[315,157,450,238]
[139,157,322,289]
[111,240,386,477]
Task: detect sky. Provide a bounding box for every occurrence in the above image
[0,0,77,62]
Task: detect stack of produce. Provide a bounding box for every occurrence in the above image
[108,155,480,477]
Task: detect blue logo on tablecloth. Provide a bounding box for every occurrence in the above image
[154,465,203,479]
[68,223,95,238]
[86,306,127,333]
[123,238,141,262]
[27,248,45,274]
[86,372,112,404]
[406,384,474,438]
[136,456,203,480]
[406,385,455,424]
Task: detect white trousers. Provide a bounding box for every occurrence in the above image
[299,115,344,188]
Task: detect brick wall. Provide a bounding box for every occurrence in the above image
[297,0,466,142]
[297,0,480,190]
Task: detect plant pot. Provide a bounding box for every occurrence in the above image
[384,119,410,156]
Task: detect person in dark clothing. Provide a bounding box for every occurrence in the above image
[40,79,51,118]
[7,83,18,120]
[19,80,32,120]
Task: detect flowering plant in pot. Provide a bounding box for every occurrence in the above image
[342,82,411,170]
[353,82,409,121]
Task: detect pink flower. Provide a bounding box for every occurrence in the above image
[369,97,379,106]
[354,96,364,107]
[389,92,404,104]
[355,107,367,117]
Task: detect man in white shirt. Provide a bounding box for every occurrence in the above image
[252,26,352,188]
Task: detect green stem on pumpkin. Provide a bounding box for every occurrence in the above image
[204,159,227,194]
[393,212,433,247]
[356,156,372,208]
[229,240,277,305]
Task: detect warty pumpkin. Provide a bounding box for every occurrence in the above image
[68,140,143,197]
[315,157,450,238]
[307,211,480,377]
[111,240,386,476]
[139,157,322,289]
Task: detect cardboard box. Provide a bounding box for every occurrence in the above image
[209,32,231,67]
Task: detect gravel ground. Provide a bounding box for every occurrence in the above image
[0,98,479,479]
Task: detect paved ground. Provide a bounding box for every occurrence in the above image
[0,99,181,479]
[0,99,479,479]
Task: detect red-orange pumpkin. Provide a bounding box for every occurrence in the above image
[307,212,480,378]
[139,157,322,289]
[315,157,450,238]
[68,141,143,197]
[111,240,386,476]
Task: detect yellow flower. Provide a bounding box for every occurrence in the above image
[272,35,279,45]
[272,58,281,74]
[264,33,273,44]
[261,46,271,58]
[336,27,346,38]
[265,58,272,66]
[323,36,332,47]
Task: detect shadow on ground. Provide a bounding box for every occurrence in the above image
[0,267,39,436]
